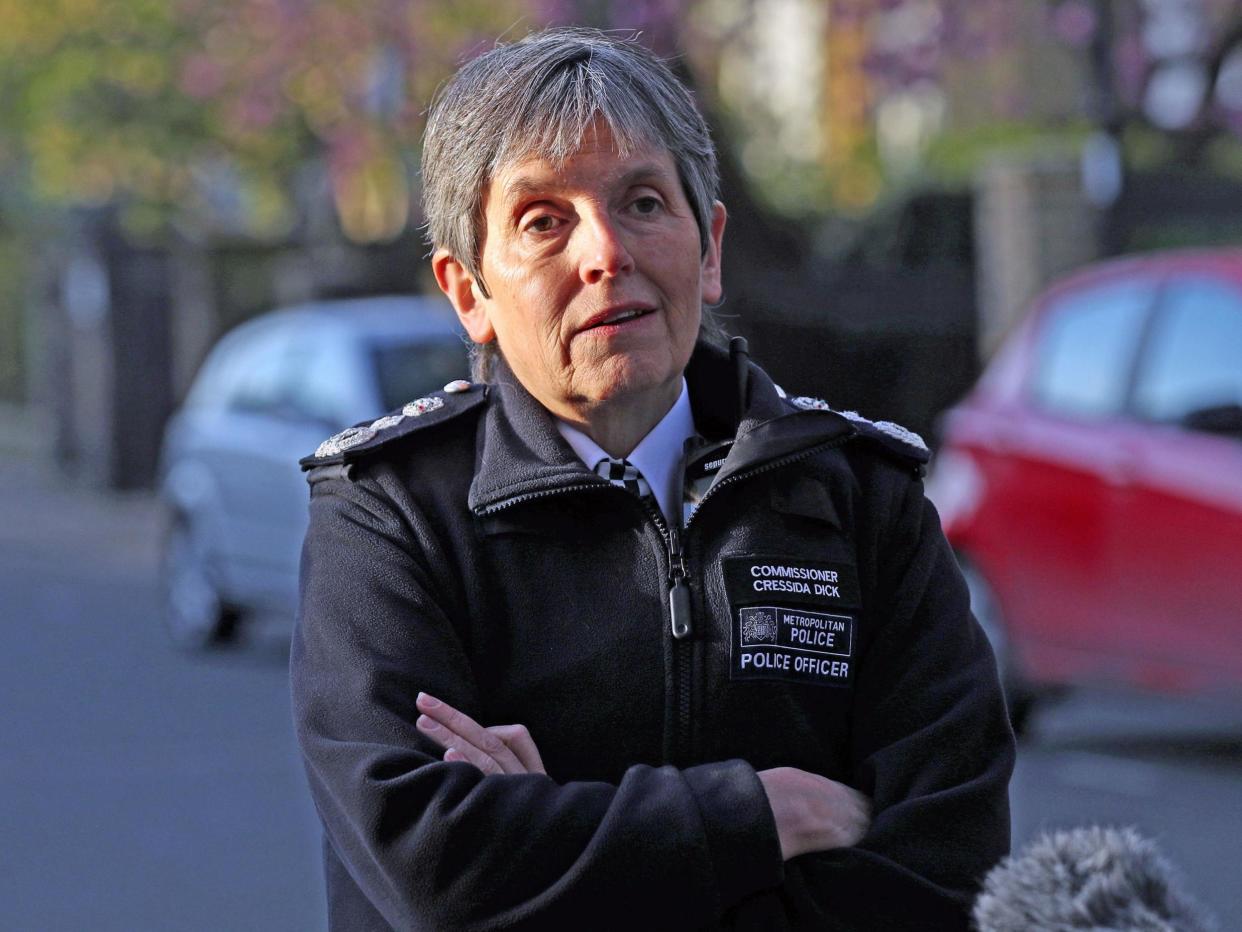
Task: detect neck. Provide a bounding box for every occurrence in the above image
[562,380,680,459]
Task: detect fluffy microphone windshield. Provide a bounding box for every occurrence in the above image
[973,826,1217,932]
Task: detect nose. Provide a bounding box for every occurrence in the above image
[575,210,635,285]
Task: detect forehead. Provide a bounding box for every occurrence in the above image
[490,122,678,205]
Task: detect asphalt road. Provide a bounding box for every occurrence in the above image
[2,460,1239,929]
[1011,688,1242,928]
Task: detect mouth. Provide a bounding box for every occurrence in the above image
[580,305,656,332]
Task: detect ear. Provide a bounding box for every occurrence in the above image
[700,201,727,305]
[433,249,495,344]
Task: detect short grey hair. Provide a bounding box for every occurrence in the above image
[421,27,724,381]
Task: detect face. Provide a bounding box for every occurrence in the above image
[434,122,726,423]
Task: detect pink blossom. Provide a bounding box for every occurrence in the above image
[180,54,226,100]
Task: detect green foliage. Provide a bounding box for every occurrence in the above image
[922,121,1093,184]
[0,0,537,240]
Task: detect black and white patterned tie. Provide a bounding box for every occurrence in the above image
[594,457,653,501]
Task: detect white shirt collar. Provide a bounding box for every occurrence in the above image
[556,379,696,526]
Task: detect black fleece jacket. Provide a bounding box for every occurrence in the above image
[291,343,1015,930]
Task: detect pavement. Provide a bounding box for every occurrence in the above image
[0,404,164,580]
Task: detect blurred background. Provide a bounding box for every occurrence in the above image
[1,0,1240,928]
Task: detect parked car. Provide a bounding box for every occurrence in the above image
[158,296,468,648]
[927,250,1242,731]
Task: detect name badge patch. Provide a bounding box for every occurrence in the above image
[723,555,860,687]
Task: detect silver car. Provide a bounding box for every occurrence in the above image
[158,296,468,648]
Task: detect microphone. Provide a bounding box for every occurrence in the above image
[973,826,1217,931]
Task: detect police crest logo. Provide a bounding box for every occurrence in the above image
[740,608,779,646]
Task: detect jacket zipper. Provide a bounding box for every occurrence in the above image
[639,500,692,640]
[638,492,695,762]
[667,524,693,640]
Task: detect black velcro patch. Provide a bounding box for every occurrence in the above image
[723,555,860,688]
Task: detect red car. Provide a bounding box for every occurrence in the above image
[928,249,1242,731]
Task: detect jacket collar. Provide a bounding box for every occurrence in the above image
[467,341,856,515]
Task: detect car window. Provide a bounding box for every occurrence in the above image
[1133,278,1242,426]
[1029,281,1154,419]
[229,330,291,415]
[284,334,358,427]
[372,340,469,411]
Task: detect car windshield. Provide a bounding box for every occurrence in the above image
[371,339,469,410]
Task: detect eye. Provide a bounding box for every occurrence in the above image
[520,209,568,236]
[525,214,561,233]
[516,201,567,236]
[631,195,664,216]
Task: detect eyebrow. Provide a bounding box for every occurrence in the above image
[500,161,674,207]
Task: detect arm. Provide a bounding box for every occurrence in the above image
[768,472,1016,930]
[413,692,871,861]
[291,475,785,931]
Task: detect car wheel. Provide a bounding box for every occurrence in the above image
[161,515,238,649]
[958,556,1038,736]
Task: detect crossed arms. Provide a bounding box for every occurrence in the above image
[413,690,872,861]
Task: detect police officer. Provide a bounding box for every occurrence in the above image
[292,27,1014,931]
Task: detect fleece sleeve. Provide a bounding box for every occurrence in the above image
[729,472,1015,931]
[290,476,785,931]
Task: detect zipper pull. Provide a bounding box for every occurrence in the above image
[667,525,692,639]
[669,578,692,639]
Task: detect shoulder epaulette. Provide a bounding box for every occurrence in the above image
[786,394,930,473]
[299,379,486,474]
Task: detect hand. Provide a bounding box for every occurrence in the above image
[415,692,546,775]
[756,767,871,861]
